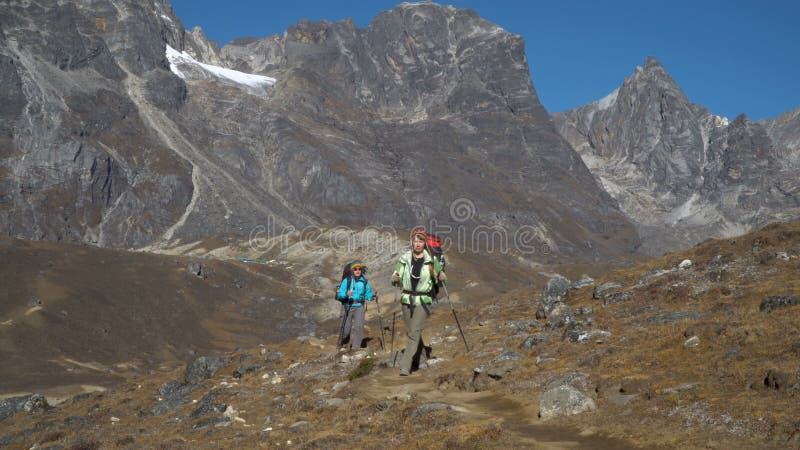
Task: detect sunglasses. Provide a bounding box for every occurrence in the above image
[352,267,363,271]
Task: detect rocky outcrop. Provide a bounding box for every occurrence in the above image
[554,57,800,255]
[0,0,637,262]
[761,106,800,167]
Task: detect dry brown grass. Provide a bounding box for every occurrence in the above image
[3,222,800,449]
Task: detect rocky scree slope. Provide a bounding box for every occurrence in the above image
[2,221,799,448]
[0,0,637,261]
[554,57,800,256]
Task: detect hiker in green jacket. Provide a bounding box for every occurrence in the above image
[391,227,446,376]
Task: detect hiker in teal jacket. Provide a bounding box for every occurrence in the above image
[391,228,445,376]
[336,261,374,349]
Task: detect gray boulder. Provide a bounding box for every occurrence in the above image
[0,394,48,421]
[593,281,624,300]
[519,332,550,349]
[411,403,453,417]
[184,356,228,384]
[539,385,597,420]
[759,296,800,313]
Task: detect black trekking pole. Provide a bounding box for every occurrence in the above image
[391,288,398,366]
[336,301,352,351]
[442,282,470,352]
[374,294,386,350]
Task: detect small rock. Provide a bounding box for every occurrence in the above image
[764,369,794,390]
[351,350,368,361]
[375,400,392,411]
[571,276,595,289]
[500,320,543,334]
[188,262,206,278]
[423,357,445,367]
[684,336,701,348]
[233,364,264,379]
[28,297,42,307]
[332,381,349,392]
[296,335,326,347]
[566,329,611,343]
[475,349,522,374]
[723,348,739,360]
[535,355,557,366]
[593,281,623,299]
[661,382,700,394]
[389,393,412,402]
[223,405,237,420]
[265,351,284,363]
[647,311,702,325]
[411,403,452,417]
[519,333,550,349]
[312,388,328,396]
[289,420,310,430]
[323,398,345,408]
[539,385,596,420]
[602,292,630,305]
[487,360,518,379]
[678,259,692,270]
[184,356,228,385]
[759,296,800,313]
[190,391,226,418]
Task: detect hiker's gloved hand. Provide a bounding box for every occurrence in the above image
[438,272,447,282]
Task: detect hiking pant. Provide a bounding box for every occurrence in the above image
[339,304,365,349]
[399,302,431,372]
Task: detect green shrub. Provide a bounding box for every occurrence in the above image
[348,357,374,381]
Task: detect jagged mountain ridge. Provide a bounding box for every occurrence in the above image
[554,57,800,255]
[0,0,638,261]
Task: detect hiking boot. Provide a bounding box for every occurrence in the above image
[399,369,410,376]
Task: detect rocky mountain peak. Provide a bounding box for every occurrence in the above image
[625,56,688,105]
[0,0,638,260]
[184,25,222,66]
[642,55,664,70]
[555,55,800,255]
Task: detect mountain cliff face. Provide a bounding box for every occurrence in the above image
[554,57,800,255]
[761,105,800,168]
[0,1,638,260]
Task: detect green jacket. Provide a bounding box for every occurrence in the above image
[391,250,443,305]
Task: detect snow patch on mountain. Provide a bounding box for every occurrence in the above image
[166,45,276,88]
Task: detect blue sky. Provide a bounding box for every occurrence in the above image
[169,0,799,121]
